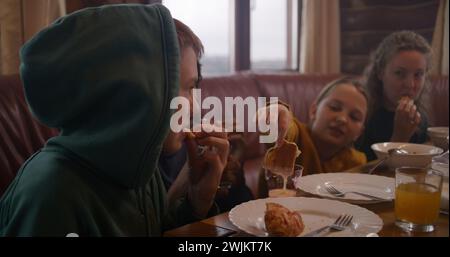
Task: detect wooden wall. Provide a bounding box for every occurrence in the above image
[340,0,440,75]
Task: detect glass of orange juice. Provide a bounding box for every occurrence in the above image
[395,167,443,232]
[265,165,303,198]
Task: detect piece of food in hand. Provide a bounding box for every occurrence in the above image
[185,131,207,156]
[399,96,412,104]
[400,96,410,101]
[185,131,196,139]
[264,202,304,237]
[263,139,301,172]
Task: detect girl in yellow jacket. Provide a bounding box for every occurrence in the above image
[259,77,368,197]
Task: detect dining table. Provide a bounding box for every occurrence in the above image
[164,160,449,237]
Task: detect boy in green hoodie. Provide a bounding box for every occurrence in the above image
[0,4,229,236]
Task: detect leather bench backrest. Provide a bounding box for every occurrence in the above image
[428,76,449,127]
[254,74,343,123]
[0,75,58,196]
[200,73,267,160]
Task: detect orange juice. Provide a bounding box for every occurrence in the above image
[268,189,297,198]
[395,182,441,224]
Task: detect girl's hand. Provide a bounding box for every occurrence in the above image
[256,104,292,146]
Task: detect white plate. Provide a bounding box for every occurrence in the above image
[229,197,383,237]
[295,173,395,204]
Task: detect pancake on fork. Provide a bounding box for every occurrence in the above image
[263,139,301,173]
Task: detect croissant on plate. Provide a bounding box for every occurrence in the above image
[264,202,304,237]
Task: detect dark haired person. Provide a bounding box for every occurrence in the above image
[357,31,431,160]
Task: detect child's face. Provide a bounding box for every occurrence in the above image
[310,84,367,148]
[163,47,199,155]
[379,50,427,110]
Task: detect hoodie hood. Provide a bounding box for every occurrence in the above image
[20,4,180,189]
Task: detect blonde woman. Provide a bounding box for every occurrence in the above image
[357,31,431,160]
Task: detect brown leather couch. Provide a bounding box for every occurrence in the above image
[0,73,448,198]
[0,75,58,196]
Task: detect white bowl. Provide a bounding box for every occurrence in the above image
[427,127,449,151]
[371,142,444,169]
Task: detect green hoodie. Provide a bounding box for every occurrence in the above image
[0,4,197,236]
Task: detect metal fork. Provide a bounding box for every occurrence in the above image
[303,214,353,237]
[325,184,388,201]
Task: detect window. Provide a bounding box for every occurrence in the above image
[250,0,299,71]
[163,0,299,75]
[163,0,231,75]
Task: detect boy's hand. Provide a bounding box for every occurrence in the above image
[185,125,229,218]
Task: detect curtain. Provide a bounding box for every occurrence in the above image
[0,0,65,75]
[299,0,340,74]
[432,0,444,75]
[432,0,449,76]
[443,0,448,75]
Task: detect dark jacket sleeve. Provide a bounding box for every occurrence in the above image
[0,179,83,236]
[163,196,220,232]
